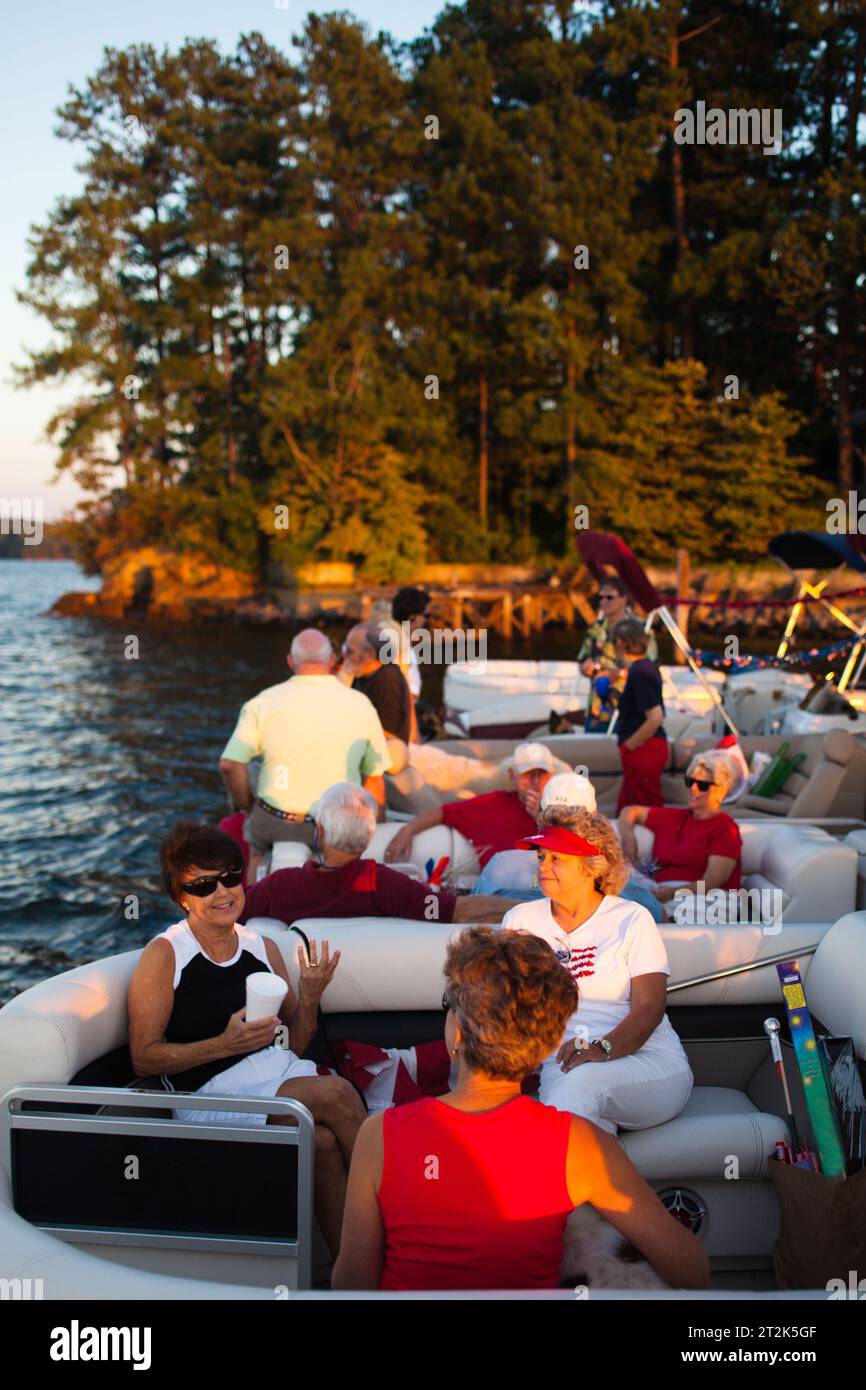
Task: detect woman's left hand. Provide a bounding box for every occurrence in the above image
[556,1038,607,1072]
[297,939,340,1005]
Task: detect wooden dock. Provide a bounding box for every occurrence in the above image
[358,584,597,640]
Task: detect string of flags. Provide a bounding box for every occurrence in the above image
[691,636,863,675]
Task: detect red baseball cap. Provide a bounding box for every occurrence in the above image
[517,827,600,857]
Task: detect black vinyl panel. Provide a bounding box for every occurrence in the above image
[71,1046,135,1087]
[12,1128,298,1241]
[305,1010,446,1065]
[668,1004,792,1042]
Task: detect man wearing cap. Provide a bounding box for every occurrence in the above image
[468,772,666,921]
[383,742,556,869]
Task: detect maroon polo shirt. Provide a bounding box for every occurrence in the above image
[441,790,538,868]
[238,858,457,925]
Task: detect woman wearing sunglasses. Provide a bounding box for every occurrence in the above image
[127,820,366,1256]
[618,751,742,910]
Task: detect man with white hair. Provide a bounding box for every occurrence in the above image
[219,630,391,883]
[239,783,517,925]
[384,742,557,869]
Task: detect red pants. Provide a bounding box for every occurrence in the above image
[617,737,668,813]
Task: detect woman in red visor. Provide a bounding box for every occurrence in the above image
[503,808,693,1135]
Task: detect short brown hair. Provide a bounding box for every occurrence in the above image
[159,820,244,903]
[443,928,578,1080]
[538,807,629,896]
[611,617,648,654]
[598,575,629,598]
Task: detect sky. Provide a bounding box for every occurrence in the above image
[1,0,442,520]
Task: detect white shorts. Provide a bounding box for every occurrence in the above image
[172,1045,321,1127]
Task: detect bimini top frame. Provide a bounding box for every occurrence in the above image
[768,531,866,692]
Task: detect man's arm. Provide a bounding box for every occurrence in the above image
[453,895,519,923]
[219,758,254,812]
[383,804,444,862]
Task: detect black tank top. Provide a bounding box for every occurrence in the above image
[157,921,276,1092]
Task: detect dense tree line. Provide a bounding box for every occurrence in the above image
[16,1,865,579]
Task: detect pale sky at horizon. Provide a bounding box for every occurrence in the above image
[2,0,442,520]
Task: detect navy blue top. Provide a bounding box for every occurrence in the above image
[616,659,666,744]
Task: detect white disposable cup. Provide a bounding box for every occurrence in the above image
[245,972,288,1021]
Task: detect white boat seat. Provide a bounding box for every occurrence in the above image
[363,823,481,878]
[270,840,314,871]
[844,829,866,910]
[621,1087,784,1182]
[737,728,855,818]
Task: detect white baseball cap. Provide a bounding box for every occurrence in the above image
[540,772,597,813]
[511,742,556,773]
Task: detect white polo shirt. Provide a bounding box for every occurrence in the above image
[221,674,390,814]
[502,895,682,1056]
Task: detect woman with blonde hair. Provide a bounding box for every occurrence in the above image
[503,807,693,1134]
[619,750,743,908]
[332,928,708,1291]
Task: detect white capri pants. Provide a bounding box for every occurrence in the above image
[539,1045,694,1136]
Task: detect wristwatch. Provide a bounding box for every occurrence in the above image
[592,1038,613,1059]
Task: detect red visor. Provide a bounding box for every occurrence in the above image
[517,827,600,857]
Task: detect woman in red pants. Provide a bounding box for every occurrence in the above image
[611,619,668,813]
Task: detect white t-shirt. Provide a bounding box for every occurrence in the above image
[502,895,682,1057]
[406,648,422,698]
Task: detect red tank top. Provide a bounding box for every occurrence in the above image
[378,1095,573,1291]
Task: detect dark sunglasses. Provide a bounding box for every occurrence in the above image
[597,593,619,602]
[182,869,244,897]
[684,776,716,792]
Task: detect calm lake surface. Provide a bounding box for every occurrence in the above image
[1,559,591,1004]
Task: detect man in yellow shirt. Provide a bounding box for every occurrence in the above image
[219,629,391,882]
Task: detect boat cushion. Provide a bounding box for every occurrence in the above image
[621,1087,784,1180]
[270,841,314,871]
[797,911,866,1059]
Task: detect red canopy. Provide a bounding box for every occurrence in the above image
[575,530,662,613]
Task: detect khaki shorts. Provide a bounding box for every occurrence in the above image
[243,801,317,853]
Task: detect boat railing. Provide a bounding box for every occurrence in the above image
[1,1085,315,1287]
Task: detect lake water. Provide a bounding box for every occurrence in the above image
[1,560,591,1004]
[0,561,343,1003]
